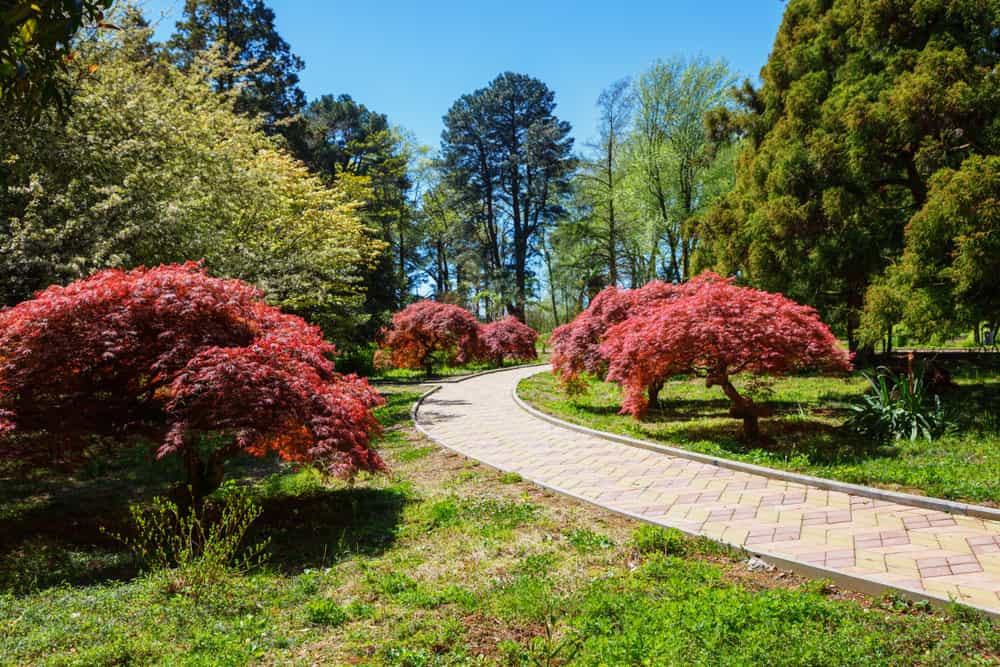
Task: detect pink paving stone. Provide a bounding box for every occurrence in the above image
[951,563,985,575]
[919,566,953,578]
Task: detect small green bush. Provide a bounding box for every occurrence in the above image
[306,599,349,626]
[632,525,687,556]
[846,366,952,443]
[104,491,268,596]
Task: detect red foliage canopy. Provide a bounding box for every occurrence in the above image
[549,280,681,393]
[0,263,385,499]
[381,301,481,372]
[600,274,853,436]
[479,316,539,367]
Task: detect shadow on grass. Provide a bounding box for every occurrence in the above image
[253,485,407,572]
[632,417,899,467]
[0,467,407,593]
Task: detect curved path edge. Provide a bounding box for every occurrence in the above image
[511,372,1000,522]
[413,365,1000,618]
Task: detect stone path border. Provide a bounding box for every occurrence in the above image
[413,365,1000,618]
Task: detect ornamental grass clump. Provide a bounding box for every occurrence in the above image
[846,366,952,444]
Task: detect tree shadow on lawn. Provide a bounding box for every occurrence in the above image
[630,412,898,468]
[0,463,407,594]
[250,485,407,572]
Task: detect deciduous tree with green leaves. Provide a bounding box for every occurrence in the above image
[295,93,415,335]
[0,27,382,342]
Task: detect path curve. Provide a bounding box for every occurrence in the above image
[415,365,1000,616]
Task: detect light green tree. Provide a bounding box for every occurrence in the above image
[625,56,736,283]
[0,26,382,341]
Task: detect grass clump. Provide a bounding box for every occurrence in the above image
[632,525,687,556]
[305,598,349,626]
[566,527,615,553]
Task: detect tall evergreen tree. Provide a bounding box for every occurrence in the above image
[167,0,305,130]
[697,0,1000,351]
[296,94,414,334]
[441,72,574,321]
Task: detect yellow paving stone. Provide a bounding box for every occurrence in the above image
[856,551,888,573]
[977,554,1000,574]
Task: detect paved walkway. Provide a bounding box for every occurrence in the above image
[415,366,1000,614]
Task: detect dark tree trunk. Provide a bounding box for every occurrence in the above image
[706,373,773,440]
[183,449,227,510]
[647,380,664,410]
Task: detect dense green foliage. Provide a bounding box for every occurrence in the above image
[542,58,737,326]
[0,29,381,338]
[0,0,112,116]
[296,94,415,336]
[863,154,1000,343]
[167,0,305,133]
[697,0,1000,350]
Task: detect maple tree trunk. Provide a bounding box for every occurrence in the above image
[647,380,664,410]
[706,373,772,440]
[183,449,227,510]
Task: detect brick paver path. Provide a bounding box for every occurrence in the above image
[416,366,1000,613]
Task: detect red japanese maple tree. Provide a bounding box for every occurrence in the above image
[0,263,385,502]
[479,316,539,368]
[600,274,853,438]
[381,301,481,373]
[549,280,683,402]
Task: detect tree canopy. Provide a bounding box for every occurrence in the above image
[296,93,415,337]
[0,263,385,502]
[0,27,382,342]
[0,0,112,117]
[697,0,1000,351]
[441,72,575,321]
[167,0,305,131]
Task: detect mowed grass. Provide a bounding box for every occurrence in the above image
[518,367,1000,505]
[1,387,998,665]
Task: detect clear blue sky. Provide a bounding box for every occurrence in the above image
[136,0,785,151]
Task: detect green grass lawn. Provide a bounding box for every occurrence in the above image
[2,387,999,665]
[370,358,529,383]
[518,367,1000,506]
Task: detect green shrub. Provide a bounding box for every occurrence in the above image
[845,366,952,443]
[306,599,349,626]
[566,528,615,553]
[105,491,268,596]
[632,525,687,556]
